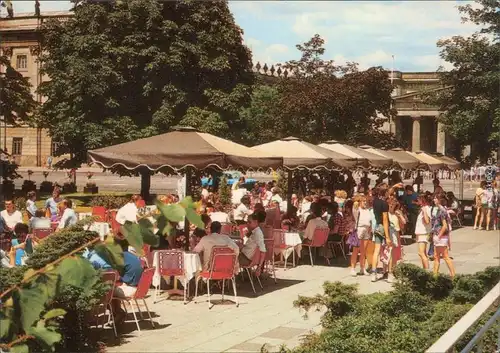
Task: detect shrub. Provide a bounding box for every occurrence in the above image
[62,182,77,194]
[22,179,37,192]
[219,176,231,206]
[13,196,27,211]
[289,264,500,353]
[40,180,54,193]
[0,265,27,292]
[89,195,129,209]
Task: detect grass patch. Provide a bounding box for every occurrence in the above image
[31,192,131,208]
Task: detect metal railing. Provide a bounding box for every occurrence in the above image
[426,282,500,353]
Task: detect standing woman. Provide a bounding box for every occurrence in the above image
[474,181,486,229]
[415,194,432,269]
[354,195,372,276]
[371,185,391,282]
[431,194,455,277]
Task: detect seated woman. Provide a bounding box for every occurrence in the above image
[303,203,329,244]
[281,206,299,231]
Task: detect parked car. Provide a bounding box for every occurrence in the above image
[201,171,256,189]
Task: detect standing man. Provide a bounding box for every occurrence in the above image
[403,185,419,238]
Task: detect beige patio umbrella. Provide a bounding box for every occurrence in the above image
[88,126,283,172]
[253,136,358,170]
[431,153,461,170]
[358,146,421,170]
[407,151,445,171]
[319,140,393,169]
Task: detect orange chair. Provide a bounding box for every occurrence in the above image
[263,238,276,283]
[194,246,238,309]
[303,228,330,266]
[240,249,264,294]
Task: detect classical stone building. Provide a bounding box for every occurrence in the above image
[0,11,71,166]
[0,11,448,166]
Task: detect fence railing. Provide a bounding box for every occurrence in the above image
[426,282,500,353]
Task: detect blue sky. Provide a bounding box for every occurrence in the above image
[8,1,479,72]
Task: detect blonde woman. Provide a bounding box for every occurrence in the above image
[415,194,432,269]
[353,195,372,276]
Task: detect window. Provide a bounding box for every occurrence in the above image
[16,54,28,70]
[51,141,61,156]
[12,137,23,155]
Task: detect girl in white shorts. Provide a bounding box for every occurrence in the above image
[415,195,431,269]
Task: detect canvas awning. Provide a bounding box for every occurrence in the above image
[431,153,461,170]
[319,140,393,169]
[407,151,445,171]
[253,137,357,170]
[87,127,283,172]
[358,146,420,170]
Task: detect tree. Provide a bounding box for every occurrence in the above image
[240,84,285,145]
[276,35,396,145]
[37,0,254,166]
[0,55,37,126]
[429,0,500,162]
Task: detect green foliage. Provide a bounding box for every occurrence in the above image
[249,35,397,146]
[276,170,288,197]
[38,0,253,166]
[218,176,231,207]
[290,264,500,353]
[427,0,500,162]
[14,197,27,212]
[89,195,129,209]
[0,266,27,292]
[0,55,38,125]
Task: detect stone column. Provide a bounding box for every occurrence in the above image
[436,121,446,154]
[411,116,421,152]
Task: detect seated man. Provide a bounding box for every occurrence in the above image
[113,250,144,323]
[239,214,266,269]
[57,199,78,230]
[303,203,329,244]
[194,221,239,270]
[0,200,23,232]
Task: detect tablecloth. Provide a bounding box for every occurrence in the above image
[274,232,303,260]
[152,251,202,287]
[84,222,110,241]
[78,212,92,221]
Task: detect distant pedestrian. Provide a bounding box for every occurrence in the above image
[47,155,53,169]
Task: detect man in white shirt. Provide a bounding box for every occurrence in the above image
[303,203,329,242]
[193,221,239,270]
[239,214,266,267]
[58,199,78,230]
[233,195,252,225]
[115,195,142,225]
[210,203,230,223]
[1,200,23,231]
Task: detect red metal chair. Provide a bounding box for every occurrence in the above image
[113,267,155,333]
[303,227,330,266]
[92,271,118,337]
[273,229,295,268]
[240,249,264,294]
[194,246,238,309]
[220,223,233,235]
[140,244,152,268]
[33,228,53,241]
[329,232,348,261]
[263,238,276,284]
[153,249,187,304]
[92,206,108,222]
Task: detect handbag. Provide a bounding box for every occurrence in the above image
[346,212,360,248]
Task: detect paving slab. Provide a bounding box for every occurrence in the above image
[105,227,499,353]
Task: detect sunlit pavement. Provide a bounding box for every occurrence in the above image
[105,227,498,352]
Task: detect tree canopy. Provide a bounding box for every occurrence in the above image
[430,0,500,162]
[0,54,37,126]
[241,35,399,148]
[37,0,254,166]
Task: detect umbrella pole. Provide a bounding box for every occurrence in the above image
[287,170,293,212]
[140,170,151,202]
[184,167,192,250]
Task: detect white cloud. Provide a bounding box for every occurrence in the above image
[245,38,290,65]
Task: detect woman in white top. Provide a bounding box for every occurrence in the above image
[354,195,372,276]
[115,194,142,225]
[415,194,432,269]
[473,181,486,230]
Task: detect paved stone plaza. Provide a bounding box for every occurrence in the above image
[106,227,499,352]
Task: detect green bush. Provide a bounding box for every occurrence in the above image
[287,263,500,353]
[219,176,231,207]
[89,195,129,210]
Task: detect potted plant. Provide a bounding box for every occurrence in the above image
[21,169,37,192]
[40,171,53,193]
[83,171,98,194]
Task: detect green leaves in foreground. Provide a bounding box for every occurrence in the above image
[155,196,204,237]
[1,256,98,351]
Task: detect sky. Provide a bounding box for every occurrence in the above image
[7,0,480,72]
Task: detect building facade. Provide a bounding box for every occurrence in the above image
[1,12,447,166]
[0,11,70,166]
